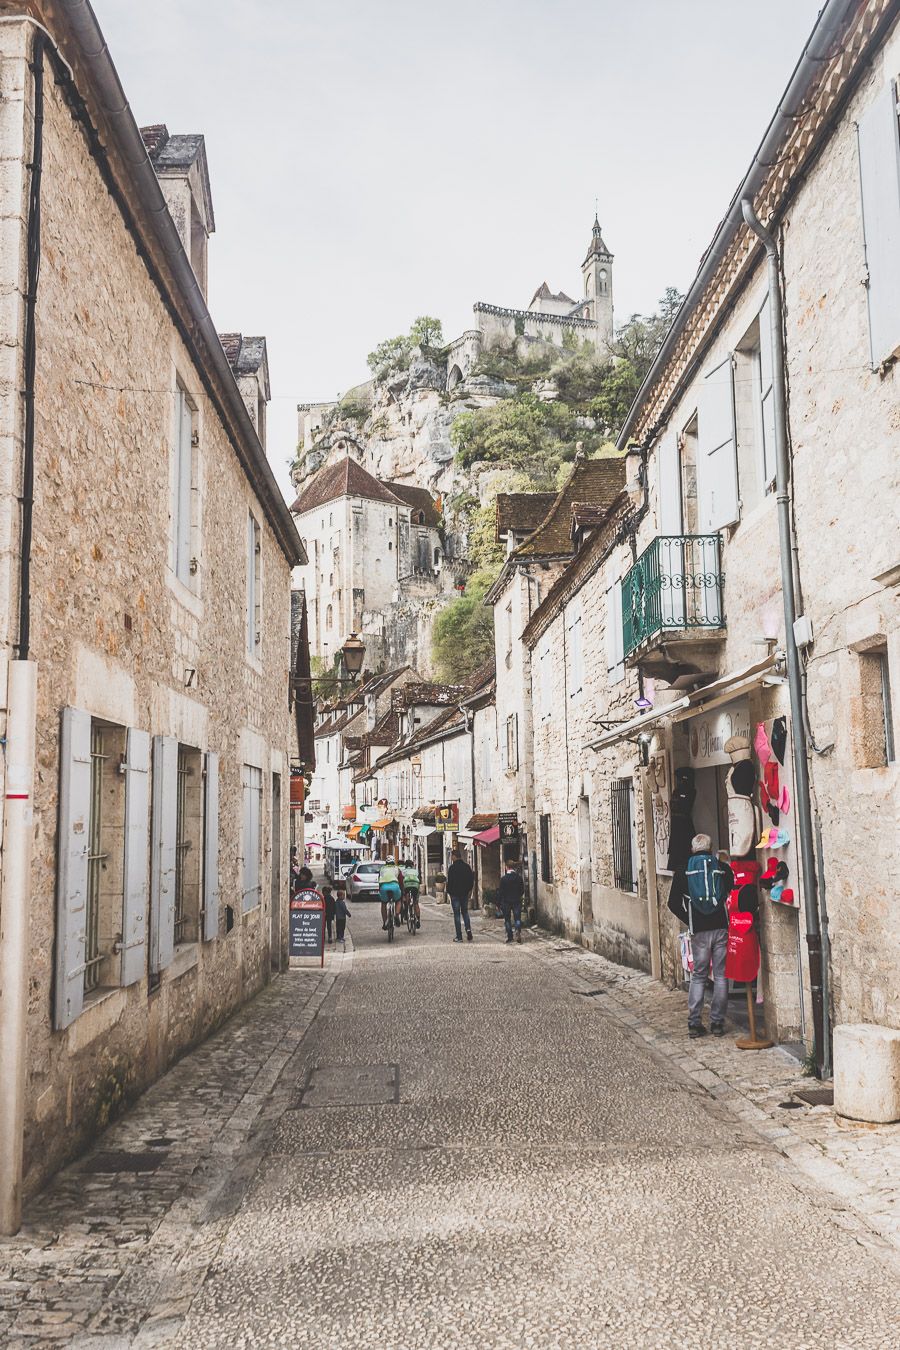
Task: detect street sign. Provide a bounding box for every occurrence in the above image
[499,811,519,841]
[436,802,459,832]
[289,889,325,965]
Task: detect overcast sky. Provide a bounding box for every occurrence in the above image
[91,0,823,498]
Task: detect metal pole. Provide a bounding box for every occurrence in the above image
[741,199,828,1077]
[0,660,38,1234]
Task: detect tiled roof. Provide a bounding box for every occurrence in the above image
[369,709,400,745]
[291,457,404,515]
[385,482,441,528]
[413,805,437,823]
[466,813,497,832]
[511,458,625,560]
[393,681,471,710]
[495,493,558,541]
[529,281,576,306]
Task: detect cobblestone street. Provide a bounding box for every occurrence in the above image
[3,900,900,1348]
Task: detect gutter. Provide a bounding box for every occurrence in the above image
[616,0,858,453]
[59,0,303,566]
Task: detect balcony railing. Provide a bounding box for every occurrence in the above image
[622,534,724,658]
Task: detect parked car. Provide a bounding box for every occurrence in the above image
[346,861,384,899]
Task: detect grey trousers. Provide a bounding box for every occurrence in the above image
[688,928,729,1027]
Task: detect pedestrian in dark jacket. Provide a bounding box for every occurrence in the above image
[447,850,475,943]
[668,834,734,1039]
[322,886,337,943]
[334,890,351,943]
[497,860,525,944]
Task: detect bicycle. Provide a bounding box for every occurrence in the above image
[385,904,395,943]
[404,891,418,935]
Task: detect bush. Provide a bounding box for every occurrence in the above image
[431,568,499,682]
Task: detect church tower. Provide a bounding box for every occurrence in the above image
[582,215,614,349]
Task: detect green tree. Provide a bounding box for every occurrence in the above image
[431,569,498,682]
[409,315,444,349]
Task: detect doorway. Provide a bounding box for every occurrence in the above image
[271,772,282,971]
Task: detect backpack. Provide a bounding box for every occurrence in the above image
[685,852,728,920]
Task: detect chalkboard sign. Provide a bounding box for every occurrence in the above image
[290,890,325,964]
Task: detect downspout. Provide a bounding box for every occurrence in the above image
[741,199,828,1078]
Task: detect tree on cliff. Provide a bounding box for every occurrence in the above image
[431,570,496,683]
[367,316,445,379]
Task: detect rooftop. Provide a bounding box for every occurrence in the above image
[495,492,558,542]
[510,457,625,561]
[291,456,403,515]
[385,482,441,528]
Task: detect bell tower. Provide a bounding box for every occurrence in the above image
[582,214,614,350]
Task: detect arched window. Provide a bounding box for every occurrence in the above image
[325,604,333,628]
[433,547,441,566]
[584,273,593,296]
[417,511,425,524]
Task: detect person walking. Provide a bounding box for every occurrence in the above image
[668,833,733,1038]
[334,887,351,945]
[322,885,337,943]
[497,858,525,944]
[447,849,475,943]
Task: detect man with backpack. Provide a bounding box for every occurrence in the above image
[668,833,734,1039]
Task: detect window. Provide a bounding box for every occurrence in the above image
[504,713,519,772]
[505,602,513,666]
[540,642,553,720]
[326,603,333,630]
[242,764,263,912]
[611,778,637,891]
[857,80,900,367]
[84,721,125,993]
[389,540,393,550]
[858,646,896,766]
[567,602,583,698]
[247,512,261,655]
[539,813,553,883]
[174,745,203,945]
[656,430,684,535]
[172,384,196,584]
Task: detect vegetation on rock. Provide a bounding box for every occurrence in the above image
[431,569,498,683]
[367,315,445,380]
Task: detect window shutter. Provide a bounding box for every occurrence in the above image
[54,707,91,1029]
[121,728,150,987]
[698,357,739,530]
[606,581,625,684]
[203,751,219,941]
[757,297,777,486]
[858,81,900,368]
[656,431,683,535]
[175,389,192,581]
[150,735,178,972]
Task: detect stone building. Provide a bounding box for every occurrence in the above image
[290,456,452,673]
[517,0,900,1067]
[0,5,305,1226]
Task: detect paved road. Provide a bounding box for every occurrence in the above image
[173,898,899,1349]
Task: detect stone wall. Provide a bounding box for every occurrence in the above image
[8,43,294,1197]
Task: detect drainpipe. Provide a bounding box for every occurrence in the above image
[0,661,38,1235]
[741,199,828,1078]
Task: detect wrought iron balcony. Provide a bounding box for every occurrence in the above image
[622,535,724,661]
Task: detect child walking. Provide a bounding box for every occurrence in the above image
[334,888,351,944]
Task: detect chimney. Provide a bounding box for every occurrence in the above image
[141,125,215,301]
[218,334,271,448]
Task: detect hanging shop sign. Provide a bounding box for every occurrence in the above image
[290,770,305,811]
[687,698,751,769]
[435,802,459,832]
[499,811,519,842]
[289,889,325,965]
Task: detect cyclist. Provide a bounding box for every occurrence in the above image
[379,858,403,931]
[400,859,421,930]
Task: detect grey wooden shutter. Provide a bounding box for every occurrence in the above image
[858,81,900,368]
[121,728,150,986]
[698,356,739,530]
[757,297,777,486]
[150,735,178,972]
[175,388,193,581]
[203,751,219,941]
[656,431,683,535]
[54,707,91,1029]
[606,581,625,684]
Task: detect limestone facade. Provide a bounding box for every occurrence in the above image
[0,11,304,1198]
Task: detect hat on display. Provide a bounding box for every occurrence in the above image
[724,735,752,760]
[756,826,791,849]
[728,759,756,797]
[754,723,772,765]
[775,888,796,906]
[771,717,787,765]
[778,785,790,815]
[759,858,781,887]
[674,766,695,784]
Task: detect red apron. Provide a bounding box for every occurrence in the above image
[725,860,760,982]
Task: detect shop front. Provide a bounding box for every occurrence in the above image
[463,814,500,909]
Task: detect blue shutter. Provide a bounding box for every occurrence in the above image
[54,707,91,1029]
[150,735,178,972]
[203,751,219,941]
[858,82,900,368]
[656,430,683,535]
[698,356,739,530]
[121,728,150,986]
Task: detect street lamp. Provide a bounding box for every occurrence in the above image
[339,632,366,680]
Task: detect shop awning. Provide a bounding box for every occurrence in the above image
[474,825,501,846]
[371,817,394,830]
[670,654,781,721]
[346,825,362,839]
[585,697,690,752]
[413,824,439,838]
[466,813,497,832]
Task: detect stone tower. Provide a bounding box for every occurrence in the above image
[581,215,614,350]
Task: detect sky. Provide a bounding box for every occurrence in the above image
[90,0,824,499]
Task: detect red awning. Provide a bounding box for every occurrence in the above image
[474,825,500,846]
